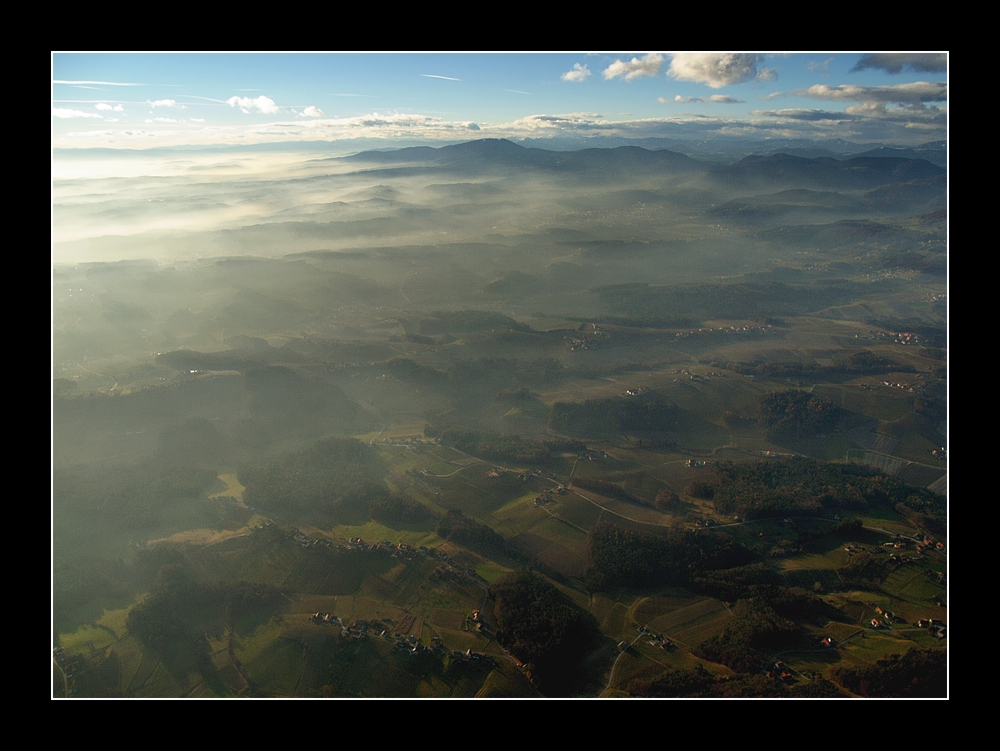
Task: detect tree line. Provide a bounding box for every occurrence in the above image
[706,457,945,532]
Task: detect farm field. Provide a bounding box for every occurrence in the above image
[53,80,948,697]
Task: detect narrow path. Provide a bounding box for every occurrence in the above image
[73,361,114,381]
[846,448,943,471]
[53,659,69,698]
[539,504,588,534]
[569,488,661,526]
[226,625,252,693]
[421,461,482,478]
[601,631,646,696]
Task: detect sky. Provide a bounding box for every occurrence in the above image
[52,52,948,150]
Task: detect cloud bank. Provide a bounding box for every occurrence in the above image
[851,53,947,74]
[668,94,744,104]
[799,81,947,106]
[53,108,104,119]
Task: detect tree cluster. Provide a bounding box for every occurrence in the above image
[489,570,593,691]
[707,458,944,531]
[436,510,512,559]
[695,597,799,672]
[126,565,283,665]
[435,427,584,465]
[53,460,217,534]
[584,522,754,591]
[239,437,392,522]
[758,389,841,440]
[836,648,946,697]
[631,667,843,697]
[654,488,681,510]
[717,349,914,380]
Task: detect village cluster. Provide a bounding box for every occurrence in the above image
[622,386,651,396]
[308,610,496,663]
[672,368,727,383]
[766,659,796,683]
[290,529,452,563]
[866,607,946,639]
[618,623,674,654]
[674,323,774,339]
[854,329,923,346]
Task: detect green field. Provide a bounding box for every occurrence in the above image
[53,134,946,697]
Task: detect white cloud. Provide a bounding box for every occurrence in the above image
[844,102,886,116]
[753,103,946,127]
[357,112,434,127]
[603,54,664,81]
[807,56,835,73]
[799,82,946,106]
[670,94,744,104]
[61,128,157,142]
[419,74,460,81]
[507,112,607,133]
[751,108,851,122]
[305,112,446,130]
[95,103,124,112]
[53,106,943,149]
[145,117,181,123]
[299,106,324,117]
[105,118,119,123]
[226,95,280,114]
[53,108,103,119]
[190,118,206,123]
[147,99,178,108]
[561,63,592,82]
[851,53,947,74]
[667,53,775,88]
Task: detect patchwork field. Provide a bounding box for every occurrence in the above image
[54,130,947,697]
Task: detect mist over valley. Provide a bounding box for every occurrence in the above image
[52,53,947,699]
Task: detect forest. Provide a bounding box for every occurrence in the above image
[53,127,947,698]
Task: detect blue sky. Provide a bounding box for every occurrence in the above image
[52,53,947,149]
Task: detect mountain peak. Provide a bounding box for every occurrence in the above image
[439,138,525,156]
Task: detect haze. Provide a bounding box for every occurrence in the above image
[52,53,948,699]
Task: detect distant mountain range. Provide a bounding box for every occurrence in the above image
[54,137,946,167]
[340,138,946,188]
[340,138,705,175]
[510,136,946,166]
[709,152,944,191]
